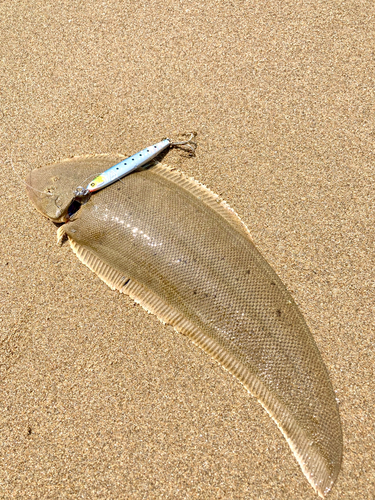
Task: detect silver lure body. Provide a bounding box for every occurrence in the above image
[87,139,171,193]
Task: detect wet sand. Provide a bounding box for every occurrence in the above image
[0,1,374,498]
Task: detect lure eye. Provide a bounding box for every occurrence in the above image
[90,182,95,187]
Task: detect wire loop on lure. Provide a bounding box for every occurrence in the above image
[167,132,197,154]
[73,133,197,201]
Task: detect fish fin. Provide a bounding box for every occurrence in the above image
[67,236,200,326]
[152,163,253,239]
[57,226,66,246]
[67,233,339,497]
[68,238,131,291]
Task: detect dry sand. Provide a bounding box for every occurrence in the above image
[0,1,374,499]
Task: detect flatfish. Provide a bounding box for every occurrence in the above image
[26,149,342,497]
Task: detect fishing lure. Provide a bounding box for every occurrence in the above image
[73,134,197,201]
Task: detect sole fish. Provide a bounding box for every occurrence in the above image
[26,154,342,497]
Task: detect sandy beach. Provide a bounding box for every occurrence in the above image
[1,1,374,498]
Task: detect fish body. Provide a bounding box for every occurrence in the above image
[26,153,342,497]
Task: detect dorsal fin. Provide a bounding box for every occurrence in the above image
[152,163,253,239]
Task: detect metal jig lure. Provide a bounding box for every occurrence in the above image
[73,134,196,202]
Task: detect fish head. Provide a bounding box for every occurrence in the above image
[26,163,79,222]
[26,154,126,222]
